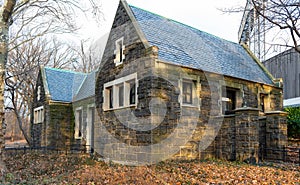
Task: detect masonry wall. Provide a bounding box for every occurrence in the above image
[31,70,48,147]
[47,103,75,149]
[93,1,287,164]
[31,69,77,149]
[73,97,96,152]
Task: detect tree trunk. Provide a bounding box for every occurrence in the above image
[0,0,17,176]
[14,109,31,146]
[0,19,9,178]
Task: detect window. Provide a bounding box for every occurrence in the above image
[182,81,193,104]
[37,86,41,101]
[103,73,137,110]
[107,87,113,109]
[180,79,198,107]
[260,94,266,112]
[129,81,136,105]
[34,106,44,124]
[75,108,83,139]
[222,87,237,115]
[118,84,124,107]
[114,38,125,66]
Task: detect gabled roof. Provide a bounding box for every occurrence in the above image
[73,71,96,102]
[43,67,87,102]
[127,4,274,85]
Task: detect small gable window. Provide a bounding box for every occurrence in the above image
[103,73,137,111]
[33,106,44,124]
[37,86,41,101]
[114,37,125,66]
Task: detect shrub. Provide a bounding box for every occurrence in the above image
[284,107,300,138]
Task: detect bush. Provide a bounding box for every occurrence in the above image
[284,107,300,138]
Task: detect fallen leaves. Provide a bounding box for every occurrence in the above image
[1,152,299,184]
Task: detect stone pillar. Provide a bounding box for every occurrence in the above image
[235,107,260,163]
[265,111,287,161]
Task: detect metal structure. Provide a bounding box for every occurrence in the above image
[238,0,267,62]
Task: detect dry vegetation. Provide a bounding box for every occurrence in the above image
[1,152,299,184]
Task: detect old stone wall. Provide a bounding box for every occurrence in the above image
[47,103,74,149]
[92,0,287,164]
[31,69,48,147]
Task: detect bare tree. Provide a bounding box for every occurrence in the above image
[223,0,300,60]
[5,37,77,146]
[0,0,102,175]
[251,0,300,53]
[71,39,103,73]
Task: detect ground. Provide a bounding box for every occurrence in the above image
[1,152,299,184]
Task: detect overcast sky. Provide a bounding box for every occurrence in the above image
[79,0,247,43]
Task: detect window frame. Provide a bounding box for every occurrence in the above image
[114,37,125,66]
[33,106,44,124]
[103,73,138,111]
[221,87,237,115]
[179,78,200,108]
[75,107,83,139]
[37,86,41,101]
[182,81,193,104]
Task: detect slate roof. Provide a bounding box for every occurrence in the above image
[73,71,96,102]
[44,67,87,102]
[129,5,274,85]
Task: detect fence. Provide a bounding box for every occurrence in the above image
[5,144,90,156]
[5,145,300,165]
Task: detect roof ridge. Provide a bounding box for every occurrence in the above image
[129,5,238,45]
[44,66,87,75]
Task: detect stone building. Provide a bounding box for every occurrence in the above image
[31,66,96,151]
[31,0,287,164]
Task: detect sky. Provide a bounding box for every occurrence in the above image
[79,0,247,43]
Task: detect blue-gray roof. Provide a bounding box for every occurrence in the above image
[44,67,87,102]
[129,5,273,85]
[73,71,96,102]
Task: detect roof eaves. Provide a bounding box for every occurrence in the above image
[156,59,274,86]
[44,66,86,75]
[40,65,51,100]
[72,74,88,102]
[241,43,276,85]
[121,0,151,48]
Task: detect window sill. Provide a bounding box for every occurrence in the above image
[33,122,43,124]
[103,104,137,112]
[181,104,199,109]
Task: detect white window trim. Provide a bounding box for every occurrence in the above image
[33,106,44,124]
[103,73,138,111]
[37,86,41,101]
[75,107,83,139]
[179,78,200,109]
[86,104,95,153]
[114,37,125,66]
[218,81,243,116]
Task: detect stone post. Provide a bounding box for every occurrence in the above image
[265,111,287,161]
[235,107,260,163]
